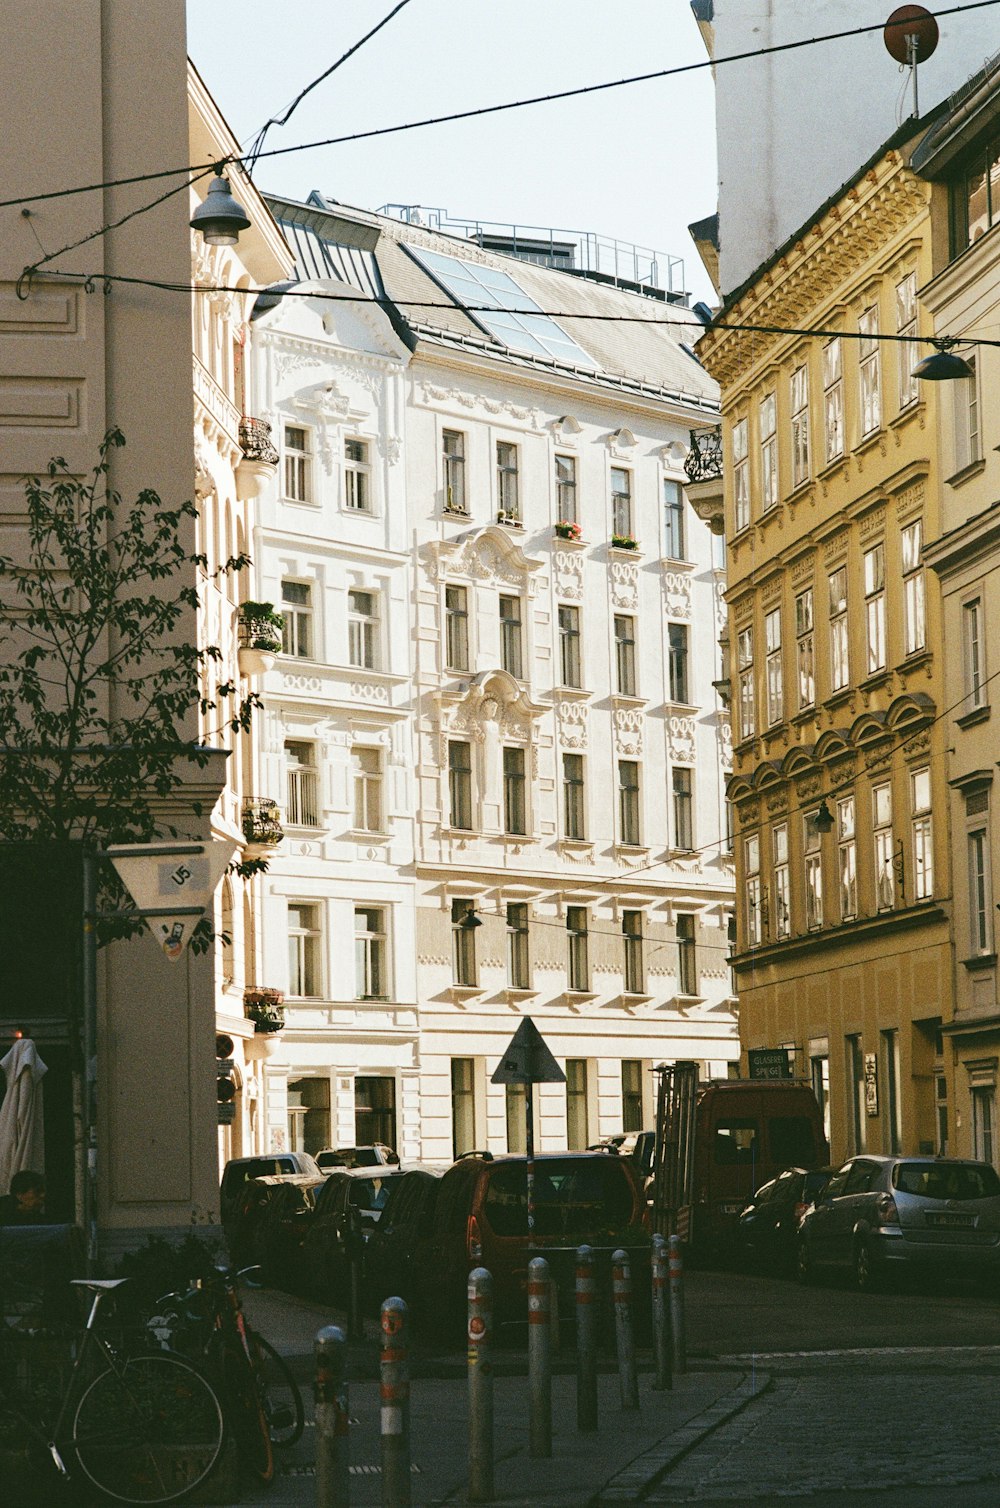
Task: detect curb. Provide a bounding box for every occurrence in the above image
[593,1370,773,1504]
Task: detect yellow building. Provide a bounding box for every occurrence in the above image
[694,120,954,1161]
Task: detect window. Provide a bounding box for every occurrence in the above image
[566,1060,589,1150]
[281,580,312,659]
[618,759,641,846]
[912,767,933,900]
[760,392,778,510]
[829,567,849,691]
[348,588,378,670]
[864,543,885,674]
[503,746,527,835]
[445,584,470,671]
[451,1059,475,1158]
[838,796,857,920]
[847,1035,867,1154]
[448,740,473,831]
[352,746,383,833]
[954,354,981,472]
[773,823,790,939]
[873,782,894,911]
[344,438,371,512]
[969,828,992,955]
[288,902,321,997]
[558,605,582,687]
[452,899,478,986]
[964,597,986,709]
[499,594,523,678]
[555,454,577,524]
[796,589,814,709]
[902,521,925,656]
[764,608,783,725]
[355,1075,396,1148]
[973,1087,996,1169]
[623,910,644,994]
[621,1060,643,1133]
[497,441,520,519]
[677,914,697,997]
[562,753,585,840]
[790,364,810,486]
[610,467,632,537]
[614,615,637,696]
[804,812,823,930]
[746,833,761,946]
[960,133,1000,247]
[896,274,919,410]
[811,1050,831,1144]
[733,417,749,531]
[443,429,467,513]
[283,424,311,502]
[737,625,755,740]
[506,903,530,989]
[823,338,844,463]
[672,767,694,851]
[663,478,685,559]
[859,304,881,437]
[567,906,589,991]
[667,622,690,705]
[355,907,387,999]
[287,1077,331,1157]
[936,1067,949,1156]
[286,740,319,827]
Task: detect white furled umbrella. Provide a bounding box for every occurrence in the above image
[0,1037,48,1194]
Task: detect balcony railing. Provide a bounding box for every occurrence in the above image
[242,798,284,847]
[684,425,723,484]
[238,416,279,465]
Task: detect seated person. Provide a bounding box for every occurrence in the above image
[0,1170,46,1224]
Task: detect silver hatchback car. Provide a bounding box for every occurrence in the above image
[797,1155,1000,1290]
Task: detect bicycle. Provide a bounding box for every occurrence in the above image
[0,1277,225,1505]
[150,1263,303,1483]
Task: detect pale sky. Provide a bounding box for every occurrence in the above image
[185,0,718,302]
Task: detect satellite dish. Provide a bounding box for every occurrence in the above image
[883,5,939,65]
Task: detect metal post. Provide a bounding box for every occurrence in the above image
[575,1244,598,1432]
[669,1235,687,1375]
[315,1325,350,1508]
[467,1267,494,1504]
[525,1079,536,1252]
[611,1249,639,1410]
[527,1256,552,1458]
[651,1235,672,1391]
[347,1207,363,1342]
[380,1297,410,1508]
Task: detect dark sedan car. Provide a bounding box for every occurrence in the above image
[363,1169,443,1311]
[300,1168,403,1302]
[736,1166,834,1273]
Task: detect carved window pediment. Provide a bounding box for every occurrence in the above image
[428,525,544,594]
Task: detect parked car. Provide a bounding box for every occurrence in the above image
[255,1175,326,1289]
[220,1152,320,1228]
[316,1144,399,1172]
[590,1131,656,1181]
[300,1167,404,1301]
[736,1166,834,1273]
[797,1155,1000,1291]
[225,1171,323,1270]
[412,1152,649,1335]
[364,1169,444,1310]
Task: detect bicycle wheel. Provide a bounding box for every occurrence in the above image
[252,1334,304,1447]
[221,1343,274,1484]
[72,1353,224,1505]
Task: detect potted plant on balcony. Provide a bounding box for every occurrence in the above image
[236,416,279,501]
[496,510,522,529]
[244,986,286,1033]
[242,797,284,849]
[611,533,640,552]
[555,519,582,542]
[237,601,284,676]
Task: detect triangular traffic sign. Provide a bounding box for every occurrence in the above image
[491,1017,566,1085]
[106,840,237,959]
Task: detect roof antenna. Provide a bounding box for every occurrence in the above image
[884,5,940,119]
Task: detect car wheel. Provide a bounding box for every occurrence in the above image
[796,1239,814,1285]
[854,1238,881,1293]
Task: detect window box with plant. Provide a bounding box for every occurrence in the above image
[555,519,582,542]
[237,601,284,676]
[497,510,523,529]
[244,986,286,1034]
[611,534,639,552]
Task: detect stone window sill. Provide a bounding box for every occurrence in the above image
[945,457,986,489]
[962,954,997,971]
[957,704,991,729]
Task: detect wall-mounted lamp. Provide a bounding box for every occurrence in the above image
[914,338,974,382]
[459,908,483,931]
[812,800,835,834]
[190,170,251,247]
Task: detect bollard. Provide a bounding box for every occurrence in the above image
[527,1256,552,1458]
[611,1249,639,1411]
[575,1244,598,1433]
[380,1297,410,1508]
[467,1267,494,1504]
[314,1325,350,1508]
[669,1234,687,1375]
[651,1235,673,1392]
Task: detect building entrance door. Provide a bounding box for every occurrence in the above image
[355,1076,396,1149]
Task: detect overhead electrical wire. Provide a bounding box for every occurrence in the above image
[3,0,998,215]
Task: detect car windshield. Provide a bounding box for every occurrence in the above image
[483,1159,634,1239]
[893,1163,1000,1201]
[347,1178,393,1211]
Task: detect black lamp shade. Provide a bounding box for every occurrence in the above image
[913,348,974,381]
[812,800,835,834]
[459,909,483,930]
[190,174,251,246]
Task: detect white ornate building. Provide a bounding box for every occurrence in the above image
[240,196,737,1159]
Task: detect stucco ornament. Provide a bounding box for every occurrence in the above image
[663,572,693,620]
[611,559,639,610]
[554,548,585,600]
[556,698,588,749]
[613,705,644,755]
[428,525,544,596]
[668,716,697,763]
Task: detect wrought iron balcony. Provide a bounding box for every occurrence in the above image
[684,425,723,484]
[242,797,284,848]
[238,416,279,465]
